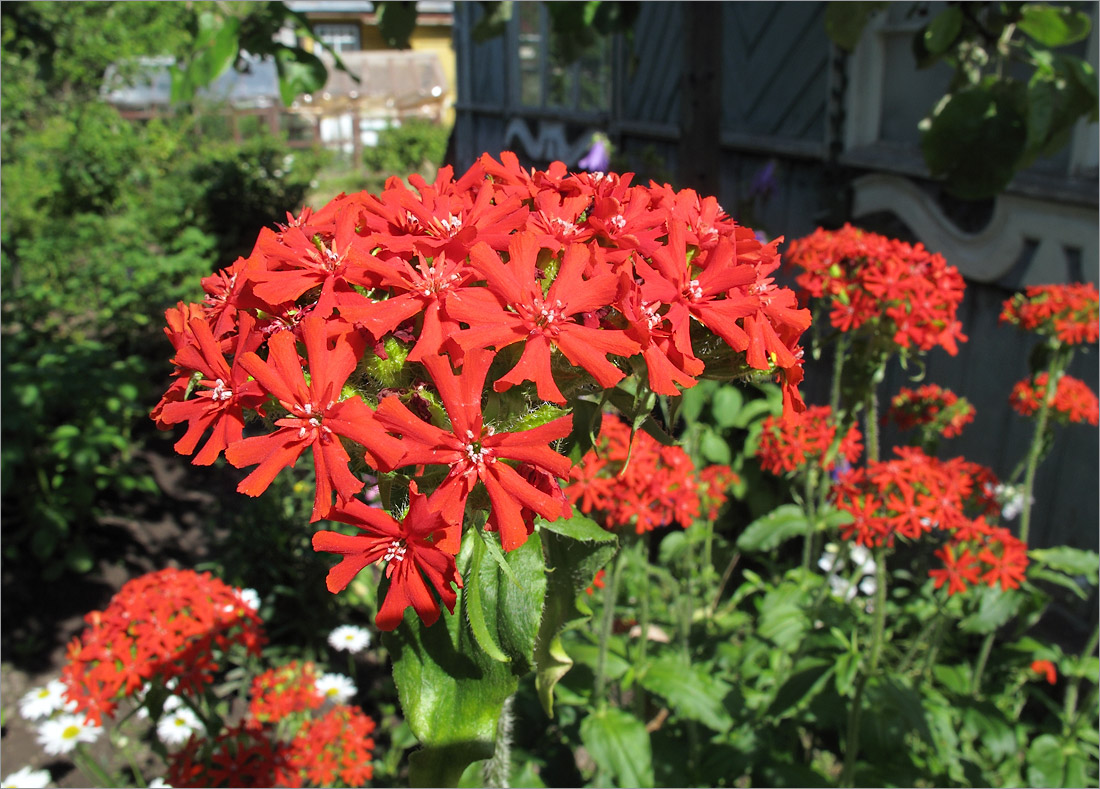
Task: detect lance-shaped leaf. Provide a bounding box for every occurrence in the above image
[533,513,618,716]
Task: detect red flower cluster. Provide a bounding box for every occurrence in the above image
[60,569,264,725]
[153,153,810,629]
[1000,283,1099,345]
[247,661,324,726]
[285,703,376,786]
[785,223,967,355]
[1010,373,1099,426]
[168,660,376,788]
[832,448,1026,595]
[887,384,975,439]
[756,405,862,475]
[565,413,738,532]
[166,723,297,788]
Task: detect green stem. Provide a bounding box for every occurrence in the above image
[593,545,627,707]
[1019,349,1070,544]
[73,743,115,788]
[635,548,651,721]
[864,384,880,465]
[840,547,888,788]
[482,695,514,789]
[897,594,949,674]
[801,466,819,571]
[970,632,996,697]
[1064,623,1099,731]
[830,334,850,416]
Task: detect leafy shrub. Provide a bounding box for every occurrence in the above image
[361,118,450,177]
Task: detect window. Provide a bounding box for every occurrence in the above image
[313,23,361,54]
[513,4,611,115]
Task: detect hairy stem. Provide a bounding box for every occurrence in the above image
[840,547,888,788]
[483,695,515,789]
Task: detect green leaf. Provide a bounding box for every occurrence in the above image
[699,428,731,464]
[638,653,733,732]
[920,79,1029,199]
[959,586,1023,634]
[384,533,548,787]
[378,0,419,49]
[731,398,779,430]
[273,46,328,107]
[924,7,962,55]
[824,1,888,52]
[756,581,810,650]
[736,504,810,553]
[533,514,617,716]
[464,536,511,663]
[1030,546,1100,585]
[1018,4,1092,48]
[711,386,744,428]
[64,540,95,574]
[1026,733,1066,788]
[766,657,835,721]
[579,707,654,788]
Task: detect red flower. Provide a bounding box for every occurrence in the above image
[929,545,981,595]
[373,349,574,551]
[312,482,461,630]
[61,569,264,726]
[247,661,324,726]
[155,313,267,465]
[450,234,639,404]
[888,384,975,439]
[756,405,862,476]
[1001,283,1099,345]
[225,316,404,521]
[1030,659,1058,685]
[1010,373,1099,425]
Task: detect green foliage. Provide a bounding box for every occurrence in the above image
[826,1,1099,199]
[361,119,451,179]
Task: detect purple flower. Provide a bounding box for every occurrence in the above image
[749,160,777,200]
[579,138,611,173]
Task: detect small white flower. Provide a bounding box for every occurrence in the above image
[1,766,52,788]
[828,574,857,602]
[315,672,357,704]
[817,544,844,573]
[237,588,261,611]
[328,624,372,654]
[147,779,172,789]
[849,544,873,571]
[19,679,73,721]
[858,575,877,597]
[156,706,204,746]
[36,714,102,755]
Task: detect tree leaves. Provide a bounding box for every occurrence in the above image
[1018,4,1093,48]
[919,79,1029,198]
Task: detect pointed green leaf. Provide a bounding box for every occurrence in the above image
[579,707,654,788]
[464,536,511,663]
[959,586,1023,634]
[923,7,962,55]
[378,0,419,49]
[638,654,733,731]
[1018,4,1092,48]
[736,504,810,553]
[274,46,328,106]
[1030,546,1100,585]
[534,514,617,716]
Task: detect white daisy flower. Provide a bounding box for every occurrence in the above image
[36,714,102,755]
[156,706,204,746]
[147,779,172,788]
[1,766,52,788]
[19,679,74,721]
[314,672,357,704]
[328,624,371,654]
